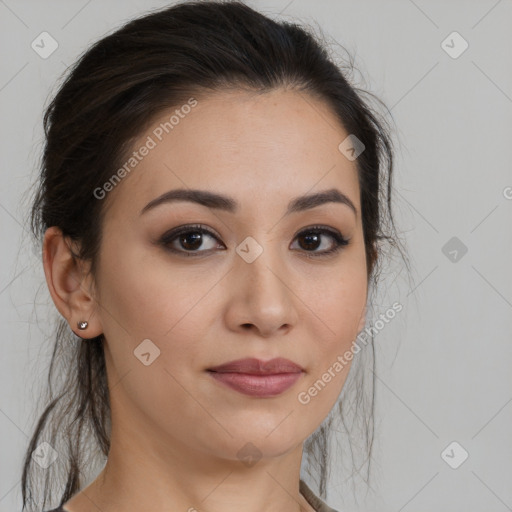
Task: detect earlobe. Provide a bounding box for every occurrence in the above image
[42,226,103,339]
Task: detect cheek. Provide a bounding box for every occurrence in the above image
[95,240,216,380]
[301,257,368,345]
[94,243,214,431]
[324,278,367,343]
[296,260,367,410]
[97,237,194,336]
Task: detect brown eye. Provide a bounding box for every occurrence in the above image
[160,224,224,257]
[178,232,204,251]
[297,232,322,251]
[291,226,350,258]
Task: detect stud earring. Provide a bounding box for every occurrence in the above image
[77,320,88,330]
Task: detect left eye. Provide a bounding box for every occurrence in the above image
[290,227,349,256]
[159,224,349,258]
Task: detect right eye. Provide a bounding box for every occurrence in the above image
[159,224,225,257]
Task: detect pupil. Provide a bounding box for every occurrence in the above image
[301,233,319,250]
[181,232,202,250]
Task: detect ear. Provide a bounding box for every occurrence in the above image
[42,226,103,339]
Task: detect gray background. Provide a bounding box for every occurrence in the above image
[1,1,511,511]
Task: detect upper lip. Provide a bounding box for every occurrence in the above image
[207,357,304,374]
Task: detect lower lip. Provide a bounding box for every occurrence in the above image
[207,371,304,397]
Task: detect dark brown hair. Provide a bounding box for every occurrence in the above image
[23,1,409,510]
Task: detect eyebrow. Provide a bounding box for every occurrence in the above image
[139,187,357,217]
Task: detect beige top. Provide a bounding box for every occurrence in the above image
[300,479,339,512]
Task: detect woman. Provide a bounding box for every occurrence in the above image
[22,1,407,511]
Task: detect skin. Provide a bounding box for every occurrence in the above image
[43,88,368,512]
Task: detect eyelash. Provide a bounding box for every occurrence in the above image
[159,223,350,259]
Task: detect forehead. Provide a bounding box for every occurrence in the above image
[105,88,360,218]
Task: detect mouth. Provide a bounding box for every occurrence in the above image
[207,356,304,374]
[206,370,304,397]
[206,357,305,397]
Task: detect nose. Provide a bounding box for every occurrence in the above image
[223,248,299,338]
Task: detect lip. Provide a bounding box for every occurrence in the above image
[207,357,304,374]
[206,357,305,397]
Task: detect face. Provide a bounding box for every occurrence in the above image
[91,88,368,463]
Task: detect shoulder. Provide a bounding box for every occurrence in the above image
[299,479,340,512]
